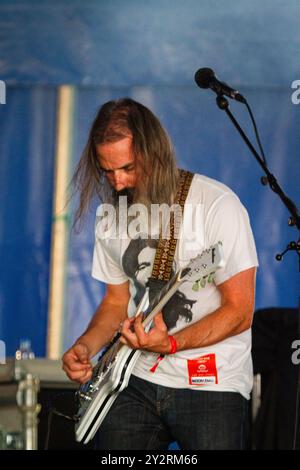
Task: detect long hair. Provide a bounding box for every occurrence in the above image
[71,98,179,228]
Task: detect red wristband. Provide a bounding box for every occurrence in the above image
[149,336,177,373]
[168,335,177,354]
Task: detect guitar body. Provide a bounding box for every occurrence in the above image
[75,345,142,444]
[74,242,224,443]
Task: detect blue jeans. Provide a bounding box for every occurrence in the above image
[94,375,249,450]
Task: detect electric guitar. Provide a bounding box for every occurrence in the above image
[74,242,224,443]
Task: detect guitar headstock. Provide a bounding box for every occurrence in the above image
[178,242,225,289]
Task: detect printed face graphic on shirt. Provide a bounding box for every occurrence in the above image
[122,235,196,331]
[135,246,156,284]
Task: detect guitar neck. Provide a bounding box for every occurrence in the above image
[93,273,181,367]
[141,273,184,329]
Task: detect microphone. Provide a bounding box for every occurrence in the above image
[194,68,246,103]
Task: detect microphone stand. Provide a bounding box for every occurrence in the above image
[215,94,300,450]
[215,94,300,268]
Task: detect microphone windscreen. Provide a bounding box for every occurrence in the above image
[194,68,215,88]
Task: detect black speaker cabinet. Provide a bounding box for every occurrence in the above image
[252,307,300,449]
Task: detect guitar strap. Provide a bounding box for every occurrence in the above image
[146,169,194,372]
[148,168,194,288]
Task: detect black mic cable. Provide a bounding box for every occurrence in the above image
[195,67,268,168]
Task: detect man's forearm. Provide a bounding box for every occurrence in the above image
[173,268,256,352]
[173,302,253,352]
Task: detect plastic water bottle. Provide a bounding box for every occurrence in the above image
[14,339,35,380]
[15,339,35,360]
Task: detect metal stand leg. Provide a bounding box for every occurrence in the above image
[252,373,261,422]
[16,373,41,450]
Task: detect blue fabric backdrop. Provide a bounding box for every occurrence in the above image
[0,87,57,355]
[0,0,299,356]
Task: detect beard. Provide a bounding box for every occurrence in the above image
[112,187,135,207]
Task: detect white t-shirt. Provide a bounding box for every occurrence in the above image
[92,173,258,399]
